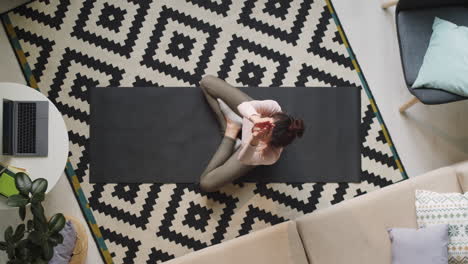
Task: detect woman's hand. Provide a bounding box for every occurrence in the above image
[250,124,272,146]
[249,115,274,146]
[250,115,272,126]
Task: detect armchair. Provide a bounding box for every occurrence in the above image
[382,0,468,112]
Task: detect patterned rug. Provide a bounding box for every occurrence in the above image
[2,0,407,263]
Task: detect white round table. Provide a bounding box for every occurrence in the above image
[0,82,69,209]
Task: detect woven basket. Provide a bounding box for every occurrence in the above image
[65,215,88,264]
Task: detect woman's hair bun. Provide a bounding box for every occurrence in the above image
[270,113,305,147]
[288,119,305,138]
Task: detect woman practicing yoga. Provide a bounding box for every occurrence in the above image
[199,75,305,192]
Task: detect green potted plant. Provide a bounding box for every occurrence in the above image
[0,172,65,264]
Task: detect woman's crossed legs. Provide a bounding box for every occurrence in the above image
[198,75,255,192]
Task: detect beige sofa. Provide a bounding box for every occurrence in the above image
[165,161,468,264]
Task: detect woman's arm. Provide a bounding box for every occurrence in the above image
[237,100,282,121]
[238,124,280,165]
[238,142,282,165]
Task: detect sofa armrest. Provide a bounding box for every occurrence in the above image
[163,221,308,264]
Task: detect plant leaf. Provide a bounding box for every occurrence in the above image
[48,233,63,245]
[4,226,13,242]
[27,220,33,231]
[42,242,54,260]
[33,258,48,264]
[7,194,29,208]
[32,203,48,233]
[31,203,46,224]
[33,217,47,234]
[28,230,43,245]
[31,193,45,204]
[48,213,65,233]
[19,206,26,221]
[0,241,7,250]
[18,246,30,260]
[12,224,25,242]
[17,239,30,260]
[6,244,15,259]
[17,239,28,248]
[31,179,48,195]
[15,172,32,196]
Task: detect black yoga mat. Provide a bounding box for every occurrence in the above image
[90,87,360,183]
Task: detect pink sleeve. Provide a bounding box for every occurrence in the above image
[238,144,282,166]
[237,100,282,119]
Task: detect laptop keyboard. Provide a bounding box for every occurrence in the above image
[17,103,36,154]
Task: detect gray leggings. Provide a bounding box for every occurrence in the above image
[198,75,255,192]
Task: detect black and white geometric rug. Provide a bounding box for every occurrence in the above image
[3,0,407,263]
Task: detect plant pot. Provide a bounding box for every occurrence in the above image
[65,215,88,264]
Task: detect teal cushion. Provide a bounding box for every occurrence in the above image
[412,17,468,97]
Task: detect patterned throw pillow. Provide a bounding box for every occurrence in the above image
[415,190,468,263]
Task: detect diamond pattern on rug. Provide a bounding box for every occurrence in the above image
[187,0,233,17]
[217,35,291,86]
[72,0,151,58]
[308,6,353,68]
[14,27,55,83]
[13,0,70,30]
[238,0,312,44]
[157,185,238,250]
[96,3,127,33]
[89,184,160,229]
[182,202,214,233]
[141,6,221,85]
[5,0,406,263]
[238,205,286,236]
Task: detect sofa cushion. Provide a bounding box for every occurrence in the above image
[388,224,449,264]
[295,166,461,264]
[416,190,468,263]
[163,221,308,264]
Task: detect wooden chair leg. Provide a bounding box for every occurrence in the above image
[382,0,398,9]
[399,97,420,113]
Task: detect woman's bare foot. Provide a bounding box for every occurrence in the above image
[217,99,242,126]
[217,98,242,139]
[225,119,241,139]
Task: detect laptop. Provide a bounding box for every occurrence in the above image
[2,99,49,156]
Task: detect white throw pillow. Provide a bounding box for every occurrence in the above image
[415,190,468,263]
